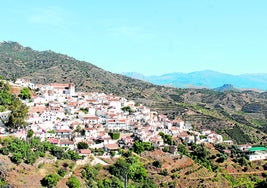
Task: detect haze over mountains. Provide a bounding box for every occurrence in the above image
[123,71,267,91]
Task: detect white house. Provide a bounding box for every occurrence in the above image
[247,147,267,161]
[59,140,75,150]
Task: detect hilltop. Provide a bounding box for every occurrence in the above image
[0,41,266,144]
[213,84,237,92]
[0,41,163,98]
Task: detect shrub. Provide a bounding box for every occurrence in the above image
[159,132,173,145]
[19,87,31,100]
[216,153,228,163]
[27,129,34,138]
[163,146,170,152]
[79,108,88,114]
[58,168,67,177]
[160,169,169,176]
[77,142,89,149]
[39,151,45,157]
[69,163,75,170]
[152,160,162,168]
[25,151,38,164]
[0,178,8,187]
[0,146,9,155]
[109,132,120,140]
[121,106,132,113]
[82,165,98,180]
[66,176,80,188]
[41,173,60,188]
[171,172,179,179]
[132,141,153,154]
[68,150,81,160]
[10,152,23,164]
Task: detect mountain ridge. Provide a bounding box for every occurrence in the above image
[123,70,267,91]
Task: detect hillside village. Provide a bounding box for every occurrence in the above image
[1,79,266,163]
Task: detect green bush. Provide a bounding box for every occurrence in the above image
[27,129,34,138]
[10,152,23,164]
[0,178,8,187]
[25,151,38,164]
[66,176,80,188]
[133,141,153,154]
[108,154,149,184]
[160,169,169,176]
[97,176,124,188]
[121,106,132,113]
[82,165,98,180]
[163,146,170,152]
[77,142,89,149]
[109,132,120,140]
[19,87,31,100]
[177,144,189,156]
[159,132,173,145]
[41,173,60,188]
[0,146,9,155]
[69,163,75,170]
[152,160,162,168]
[171,172,180,179]
[68,150,81,161]
[216,153,228,163]
[79,108,88,114]
[58,168,67,177]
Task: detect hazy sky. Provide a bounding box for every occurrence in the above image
[1,0,266,75]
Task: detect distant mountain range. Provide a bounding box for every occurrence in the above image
[123,71,267,91]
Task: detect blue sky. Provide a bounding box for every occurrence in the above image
[0,0,266,75]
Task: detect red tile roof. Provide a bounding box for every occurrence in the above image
[79,149,91,155]
[60,140,74,145]
[105,143,119,150]
[28,106,47,114]
[46,138,59,144]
